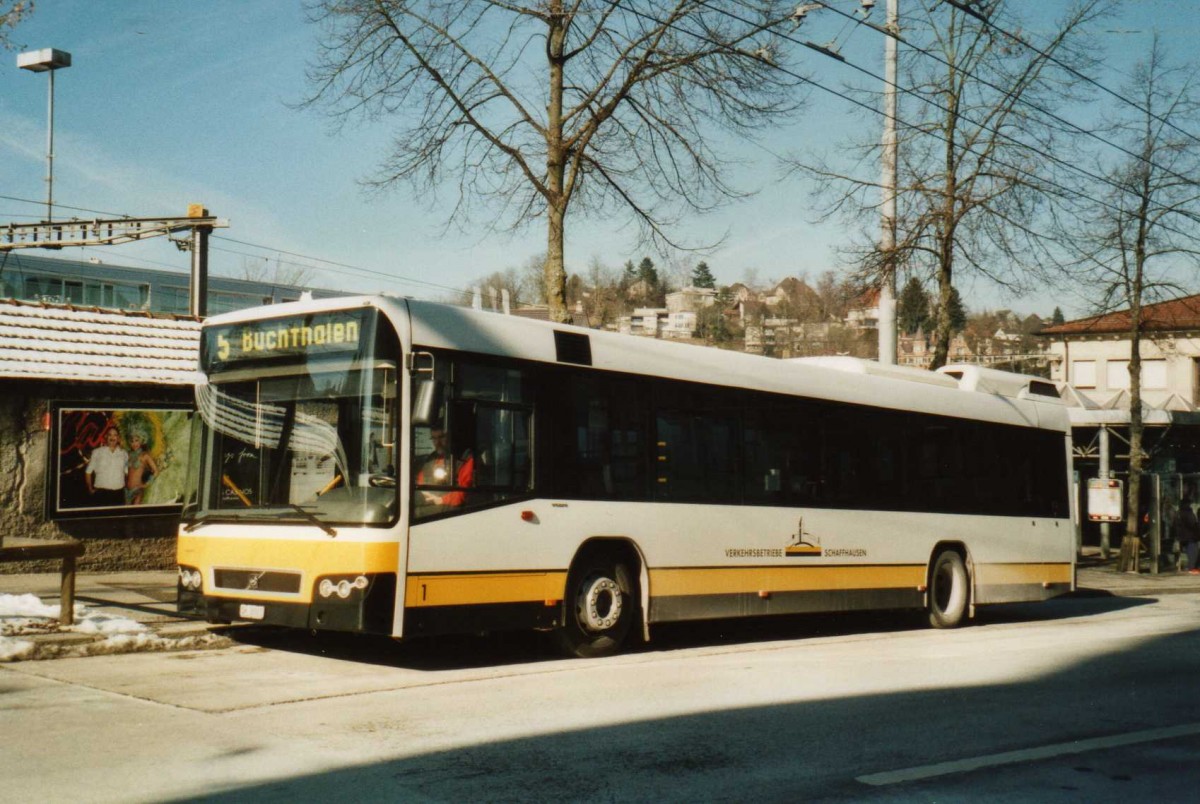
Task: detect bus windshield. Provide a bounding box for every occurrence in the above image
[184,308,399,528]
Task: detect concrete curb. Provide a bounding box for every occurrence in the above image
[5,561,1200,663]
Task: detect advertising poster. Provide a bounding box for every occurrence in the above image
[52,405,193,518]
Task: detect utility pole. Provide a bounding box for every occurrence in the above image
[877,0,899,365]
[188,204,211,318]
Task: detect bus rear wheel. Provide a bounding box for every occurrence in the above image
[928,550,969,629]
[555,556,636,658]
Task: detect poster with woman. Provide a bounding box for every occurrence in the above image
[52,404,193,518]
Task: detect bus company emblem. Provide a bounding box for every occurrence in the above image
[785,517,822,558]
[246,570,267,591]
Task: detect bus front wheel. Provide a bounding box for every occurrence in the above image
[928,550,969,629]
[556,556,636,658]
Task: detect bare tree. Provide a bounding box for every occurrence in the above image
[796,0,1110,368]
[582,255,623,327]
[0,1,32,50]
[302,1,804,322]
[469,266,525,309]
[1072,38,1200,571]
[236,256,316,288]
[519,252,550,306]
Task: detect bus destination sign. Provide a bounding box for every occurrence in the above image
[205,310,368,367]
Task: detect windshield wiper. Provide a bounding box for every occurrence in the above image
[285,503,337,537]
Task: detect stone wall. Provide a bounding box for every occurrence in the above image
[0,381,191,573]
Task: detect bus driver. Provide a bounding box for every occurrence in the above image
[417,426,473,507]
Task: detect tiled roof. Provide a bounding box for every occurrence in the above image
[0,299,201,385]
[1039,294,1200,336]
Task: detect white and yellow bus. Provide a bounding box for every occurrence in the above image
[178,295,1075,657]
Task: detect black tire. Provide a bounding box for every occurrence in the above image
[928,550,969,629]
[555,555,636,658]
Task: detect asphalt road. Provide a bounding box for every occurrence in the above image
[4,594,1200,802]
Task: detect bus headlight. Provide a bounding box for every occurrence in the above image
[178,566,203,591]
[317,575,370,599]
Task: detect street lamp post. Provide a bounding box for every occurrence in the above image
[18,47,72,223]
[878,0,899,366]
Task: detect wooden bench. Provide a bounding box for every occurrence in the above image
[0,538,86,626]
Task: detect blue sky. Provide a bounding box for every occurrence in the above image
[1,1,1194,316]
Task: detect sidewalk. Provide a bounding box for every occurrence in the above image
[0,570,230,662]
[1073,547,1200,597]
[4,554,1200,662]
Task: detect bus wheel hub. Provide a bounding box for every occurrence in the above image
[579,576,622,632]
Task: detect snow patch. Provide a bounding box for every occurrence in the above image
[0,593,61,619]
[0,637,35,662]
[70,615,147,635]
[0,592,227,662]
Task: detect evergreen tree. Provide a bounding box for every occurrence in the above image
[897,276,931,334]
[692,260,717,289]
[637,257,658,287]
[1051,306,1065,326]
[945,286,967,333]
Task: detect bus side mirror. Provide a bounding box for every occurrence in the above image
[413,378,443,426]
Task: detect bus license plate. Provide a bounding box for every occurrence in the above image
[239,603,265,620]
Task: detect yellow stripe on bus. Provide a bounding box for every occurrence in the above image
[406,572,569,607]
[650,565,927,596]
[973,562,1074,586]
[650,562,1073,597]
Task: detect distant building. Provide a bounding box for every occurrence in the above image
[899,331,930,367]
[0,253,346,317]
[665,286,716,314]
[662,311,698,339]
[1036,295,1200,553]
[845,288,880,330]
[762,277,816,310]
[1039,294,1200,412]
[619,307,668,337]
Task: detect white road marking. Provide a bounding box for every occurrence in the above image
[857,722,1200,786]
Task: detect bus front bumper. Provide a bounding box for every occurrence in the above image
[177,572,397,634]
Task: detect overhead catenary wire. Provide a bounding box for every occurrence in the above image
[802,0,1200,198]
[8,2,1198,300]
[0,193,132,219]
[941,0,1200,150]
[0,193,476,302]
[624,0,1200,247]
[595,0,1200,328]
[688,0,1198,216]
[210,236,474,300]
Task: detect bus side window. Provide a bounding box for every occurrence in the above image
[412,360,534,518]
[743,408,790,504]
[655,409,738,504]
[555,375,646,501]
